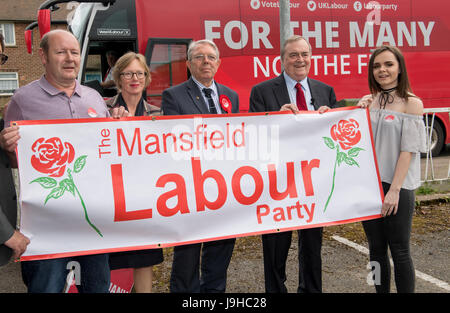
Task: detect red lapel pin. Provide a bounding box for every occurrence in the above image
[219,95,232,113]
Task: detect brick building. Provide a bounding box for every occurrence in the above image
[0,0,68,110]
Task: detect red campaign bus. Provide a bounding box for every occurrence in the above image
[29,0,450,156]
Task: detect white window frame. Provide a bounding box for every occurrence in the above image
[0,72,19,96]
[0,23,16,46]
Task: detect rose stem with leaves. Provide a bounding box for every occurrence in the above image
[67,168,103,237]
[324,145,339,213]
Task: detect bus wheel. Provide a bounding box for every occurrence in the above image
[423,116,444,157]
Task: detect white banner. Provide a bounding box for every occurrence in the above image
[15,107,383,260]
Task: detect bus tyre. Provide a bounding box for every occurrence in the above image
[423,116,444,157]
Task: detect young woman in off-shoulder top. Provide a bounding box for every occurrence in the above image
[357,45,426,293]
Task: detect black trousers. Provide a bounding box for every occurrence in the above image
[170,238,235,293]
[362,182,415,293]
[262,227,323,293]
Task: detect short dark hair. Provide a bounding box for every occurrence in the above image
[368,45,412,101]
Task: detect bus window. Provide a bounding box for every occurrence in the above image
[85,54,102,82]
[146,39,191,107]
[81,40,134,97]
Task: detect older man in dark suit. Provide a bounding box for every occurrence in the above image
[249,35,337,293]
[162,39,239,293]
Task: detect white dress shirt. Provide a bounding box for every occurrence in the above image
[191,76,222,113]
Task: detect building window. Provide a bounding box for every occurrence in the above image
[0,23,16,46]
[0,72,19,95]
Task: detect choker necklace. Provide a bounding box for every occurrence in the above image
[379,86,397,110]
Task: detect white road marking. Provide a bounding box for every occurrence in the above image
[332,235,450,292]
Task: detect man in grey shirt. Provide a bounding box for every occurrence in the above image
[1,29,127,293]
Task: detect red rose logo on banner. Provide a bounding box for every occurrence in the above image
[30,137,103,237]
[31,137,75,177]
[323,119,364,212]
[330,119,362,150]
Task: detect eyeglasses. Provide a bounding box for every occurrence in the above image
[192,54,218,62]
[0,53,8,65]
[120,71,147,80]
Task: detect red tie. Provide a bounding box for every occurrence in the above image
[295,83,307,111]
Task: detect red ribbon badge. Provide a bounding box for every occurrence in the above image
[88,107,98,117]
[219,95,232,113]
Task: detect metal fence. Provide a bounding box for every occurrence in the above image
[422,108,450,182]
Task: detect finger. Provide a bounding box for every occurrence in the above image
[318,106,330,114]
[121,107,130,117]
[387,205,395,216]
[6,133,21,146]
[385,207,392,216]
[381,203,387,216]
[1,127,18,141]
[381,203,392,217]
[392,204,399,215]
[280,104,299,114]
[357,101,367,108]
[2,135,20,152]
[12,249,20,260]
[111,108,120,119]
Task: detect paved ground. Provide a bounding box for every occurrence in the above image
[1,150,449,294]
[150,205,449,293]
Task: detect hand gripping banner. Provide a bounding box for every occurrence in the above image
[14,107,383,261]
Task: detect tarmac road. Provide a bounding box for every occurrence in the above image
[1,149,449,294]
[223,226,449,293]
[1,226,448,293]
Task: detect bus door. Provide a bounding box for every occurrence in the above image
[77,0,138,97]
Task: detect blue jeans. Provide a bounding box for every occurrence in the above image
[21,254,110,293]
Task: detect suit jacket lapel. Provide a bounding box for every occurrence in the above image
[215,83,224,114]
[308,78,322,110]
[186,78,209,114]
[216,82,234,114]
[273,74,290,109]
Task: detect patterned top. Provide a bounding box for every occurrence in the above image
[370,108,427,190]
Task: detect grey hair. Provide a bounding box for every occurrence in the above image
[281,35,312,59]
[187,39,220,61]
